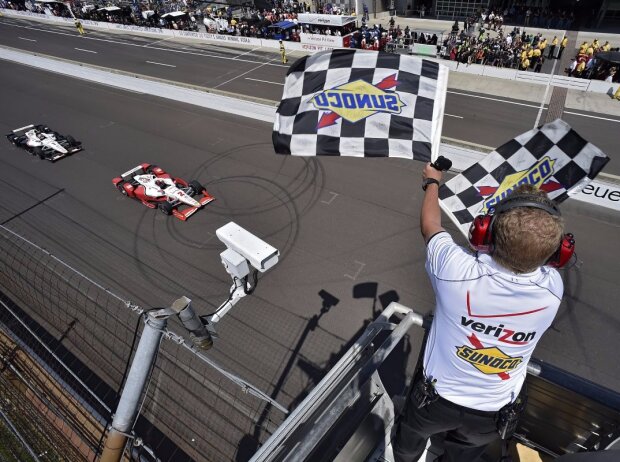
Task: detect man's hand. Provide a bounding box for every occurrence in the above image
[423,162,443,183]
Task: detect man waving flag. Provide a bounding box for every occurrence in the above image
[273,49,448,161]
[438,119,610,238]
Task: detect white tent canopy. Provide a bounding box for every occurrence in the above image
[161,11,188,18]
[297,13,356,27]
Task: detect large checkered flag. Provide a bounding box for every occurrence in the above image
[273,49,448,160]
[439,119,610,238]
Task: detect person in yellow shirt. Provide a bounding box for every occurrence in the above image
[539,39,547,51]
[279,40,288,64]
[578,41,588,54]
[602,41,611,52]
[548,36,558,58]
[527,48,534,59]
[521,57,530,70]
[592,39,600,50]
[558,36,568,59]
[586,46,594,56]
[74,19,85,35]
[533,48,541,58]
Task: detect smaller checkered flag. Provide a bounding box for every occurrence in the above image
[273,49,448,161]
[439,119,610,238]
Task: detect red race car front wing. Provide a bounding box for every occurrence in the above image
[172,192,215,221]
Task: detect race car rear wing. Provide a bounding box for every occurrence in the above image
[120,164,147,180]
[11,124,35,134]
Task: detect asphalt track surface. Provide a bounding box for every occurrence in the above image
[1,16,620,176]
[0,17,620,459]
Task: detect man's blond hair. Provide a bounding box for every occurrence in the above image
[492,185,564,274]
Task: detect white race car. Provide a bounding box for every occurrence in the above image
[6,124,82,161]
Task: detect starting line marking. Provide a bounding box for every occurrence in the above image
[75,47,97,53]
[18,36,37,42]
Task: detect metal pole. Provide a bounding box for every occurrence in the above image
[100,313,168,462]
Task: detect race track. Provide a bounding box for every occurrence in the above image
[0,17,619,461]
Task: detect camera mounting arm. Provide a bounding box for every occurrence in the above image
[204,222,280,336]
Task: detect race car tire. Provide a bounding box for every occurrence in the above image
[66,135,76,144]
[32,147,45,159]
[189,180,204,196]
[146,165,159,174]
[158,202,173,216]
[116,181,128,196]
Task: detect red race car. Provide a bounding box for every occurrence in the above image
[113,163,215,221]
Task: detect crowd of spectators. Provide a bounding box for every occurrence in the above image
[566,39,618,82]
[440,20,558,71]
[436,11,619,82]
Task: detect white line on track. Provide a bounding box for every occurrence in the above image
[75,47,97,53]
[447,90,543,109]
[445,113,464,119]
[142,38,170,47]
[234,47,262,59]
[534,58,558,128]
[245,77,284,85]
[564,111,620,123]
[214,57,279,89]
[18,37,37,42]
[146,61,176,67]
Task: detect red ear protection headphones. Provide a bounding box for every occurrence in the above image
[468,194,575,268]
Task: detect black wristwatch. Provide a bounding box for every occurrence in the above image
[422,178,440,191]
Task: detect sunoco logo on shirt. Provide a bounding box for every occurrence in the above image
[312,74,405,129]
[478,156,562,213]
[456,345,523,375]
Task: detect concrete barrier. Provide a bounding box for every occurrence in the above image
[0,8,334,52]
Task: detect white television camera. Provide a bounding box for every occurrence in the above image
[216,222,279,278]
[205,222,280,329]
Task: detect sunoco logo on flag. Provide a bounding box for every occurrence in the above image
[479,156,562,212]
[438,119,610,238]
[311,75,405,129]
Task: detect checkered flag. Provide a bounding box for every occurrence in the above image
[273,49,448,161]
[439,119,610,238]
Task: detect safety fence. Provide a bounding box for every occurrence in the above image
[0,223,288,461]
[3,8,619,96]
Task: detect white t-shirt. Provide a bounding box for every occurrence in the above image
[423,232,563,411]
